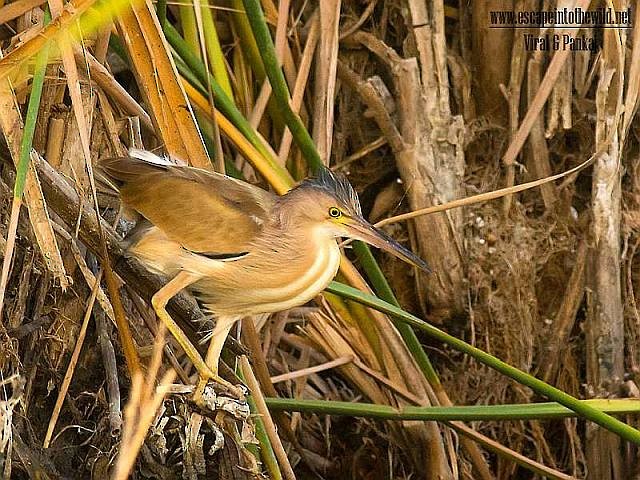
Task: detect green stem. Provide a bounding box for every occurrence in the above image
[156,0,167,28]
[326,281,640,445]
[237,369,282,479]
[15,9,51,197]
[163,22,290,182]
[230,0,266,81]
[248,395,283,479]
[179,4,200,57]
[240,0,323,172]
[200,0,234,100]
[265,397,640,422]
[353,241,441,386]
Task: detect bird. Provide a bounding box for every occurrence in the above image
[100,149,430,398]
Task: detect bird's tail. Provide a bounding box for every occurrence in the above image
[98,149,180,187]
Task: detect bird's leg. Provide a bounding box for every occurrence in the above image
[150,272,239,397]
[192,315,240,402]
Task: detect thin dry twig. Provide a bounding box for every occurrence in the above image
[42,269,103,448]
[375,153,597,228]
[0,0,45,25]
[113,325,176,480]
[240,355,296,480]
[270,355,353,384]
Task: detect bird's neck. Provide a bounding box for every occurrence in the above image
[212,223,342,314]
[257,220,338,262]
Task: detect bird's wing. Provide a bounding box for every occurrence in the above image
[100,150,276,256]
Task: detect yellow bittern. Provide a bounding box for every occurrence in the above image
[101,150,430,396]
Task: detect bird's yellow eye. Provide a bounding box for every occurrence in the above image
[328,207,342,218]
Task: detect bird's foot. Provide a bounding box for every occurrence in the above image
[195,382,250,419]
[207,377,246,400]
[192,373,246,408]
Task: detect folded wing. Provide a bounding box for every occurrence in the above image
[100,150,276,256]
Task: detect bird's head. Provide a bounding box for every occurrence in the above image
[280,168,431,273]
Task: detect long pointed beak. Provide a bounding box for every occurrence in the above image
[345,216,432,274]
